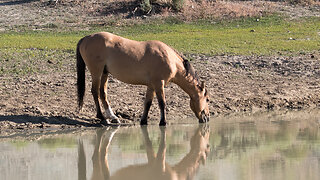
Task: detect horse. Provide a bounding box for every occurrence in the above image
[76,32,210,126]
[77,125,210,180]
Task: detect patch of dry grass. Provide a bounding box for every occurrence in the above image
[180,0,275,20]
[39,0,319,22]
[41,0,274,20]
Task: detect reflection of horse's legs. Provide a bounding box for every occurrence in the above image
[141,126,156,163]
[78,140,87,180]
[155,80,166,126]
[91,128,106,180]
[92,128,105,164]
[140,86,155,125]
[100,72,120,124]
[156,127,166,172]
[100,127,119,180]
[92,127,118,180]
[141,127,167,172]
[91,74,105,121]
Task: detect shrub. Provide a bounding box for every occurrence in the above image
[172,0,185,11]
[286,0,318,5]
[141,0,153,13]
[181,0,274,20]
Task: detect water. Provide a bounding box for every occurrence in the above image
[0,111,319,180]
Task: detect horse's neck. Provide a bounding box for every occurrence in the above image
[173,72,199,99]
[172,149,203,179]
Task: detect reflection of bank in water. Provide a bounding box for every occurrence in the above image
[0,112,319,180]
[78,125,210,180]
[206,112,320,180]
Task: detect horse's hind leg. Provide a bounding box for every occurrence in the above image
[100,72,120,124]
[140,86,155,125]
[91,74,106,123]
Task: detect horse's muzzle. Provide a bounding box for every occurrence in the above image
[199,111,209,123]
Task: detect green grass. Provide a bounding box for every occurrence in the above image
[0,15,319,56]
[0,32,81,50]
[121,16,320,55]
[0,48,74,76]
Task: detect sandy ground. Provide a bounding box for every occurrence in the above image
[1,54,319,132]
[0,0,320,133]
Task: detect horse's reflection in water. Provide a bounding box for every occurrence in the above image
[78,125,210,180]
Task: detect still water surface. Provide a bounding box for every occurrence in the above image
[1,111,319,180]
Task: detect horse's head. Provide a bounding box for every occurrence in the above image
[190,124,210,165]
[190,81,210,123]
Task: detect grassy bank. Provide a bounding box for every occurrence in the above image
[1,15,319,56]
[124,16,320,55]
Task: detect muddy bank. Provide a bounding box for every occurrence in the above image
[1,54,320,133]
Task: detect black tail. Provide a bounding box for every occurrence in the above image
[76,37,86,111]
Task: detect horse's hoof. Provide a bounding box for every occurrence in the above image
[140,120,148,126]
[96,113,106,121]
[159,121,167,126]
[100,120,111,126]
[111,118,121,124]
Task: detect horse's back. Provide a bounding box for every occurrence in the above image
[79,32,181,85]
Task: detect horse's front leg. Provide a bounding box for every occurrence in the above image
[140,86,155,125]
[155,81,167,126]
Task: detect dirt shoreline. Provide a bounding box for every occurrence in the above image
[1,53,320,133]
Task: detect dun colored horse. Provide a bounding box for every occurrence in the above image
[78,125,210,180]
[76,32,210,126]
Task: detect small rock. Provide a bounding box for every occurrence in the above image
[35,107,44,115]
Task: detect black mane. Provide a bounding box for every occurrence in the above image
[170,46,201,85]
[182,58,200,87]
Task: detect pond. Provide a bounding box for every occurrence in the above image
[0,111,319,180]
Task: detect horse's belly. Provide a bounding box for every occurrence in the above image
[109,69,148,85]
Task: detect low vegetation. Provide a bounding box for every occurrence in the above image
[1,15,319,54]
